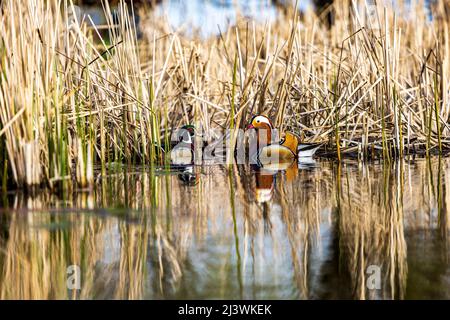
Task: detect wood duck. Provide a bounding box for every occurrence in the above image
[246,115,323,166]
[169,125,195,166]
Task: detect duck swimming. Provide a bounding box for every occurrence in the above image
[165,125,200,185]
[246,115,323,166]
[169,125,195,166]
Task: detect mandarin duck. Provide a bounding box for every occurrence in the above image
[246,115,323,166]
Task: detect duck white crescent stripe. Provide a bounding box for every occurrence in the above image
[254,116,272,127]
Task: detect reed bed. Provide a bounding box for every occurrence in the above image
[0,0,449,189]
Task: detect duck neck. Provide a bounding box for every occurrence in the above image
[256,125,272,148]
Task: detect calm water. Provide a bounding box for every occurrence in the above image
[0,158,448,299]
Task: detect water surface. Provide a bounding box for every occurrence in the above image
[0,158,448,299]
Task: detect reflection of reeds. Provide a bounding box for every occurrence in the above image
[0,158,448,299]
[336,161,408,299]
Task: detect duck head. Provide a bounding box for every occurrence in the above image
[177,125,195,144]
[246,115,274,146]
[247,115,273,131]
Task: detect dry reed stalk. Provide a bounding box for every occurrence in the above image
[0,0,449,191]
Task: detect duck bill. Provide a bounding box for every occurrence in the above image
[246,124,255,130]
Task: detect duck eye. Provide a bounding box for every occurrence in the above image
[256,120,260,123]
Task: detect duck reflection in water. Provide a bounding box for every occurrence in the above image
[252,159,300,232]
[177,165,200,186]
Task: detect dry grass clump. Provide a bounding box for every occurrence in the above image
[0,0,450,189]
